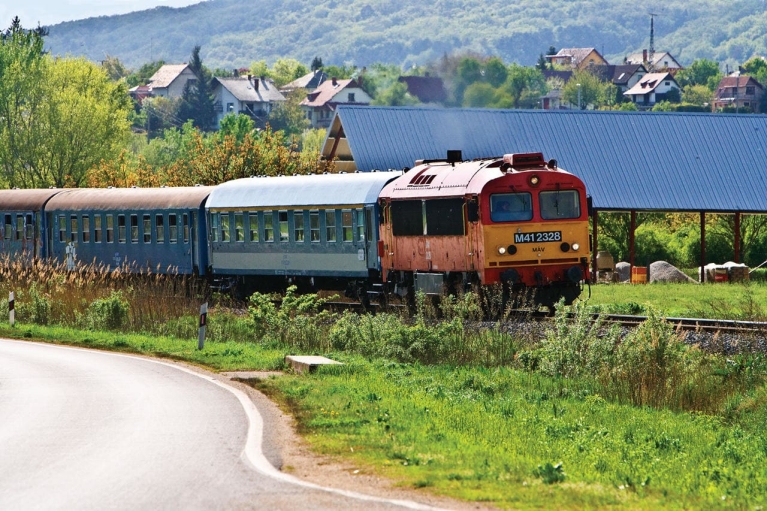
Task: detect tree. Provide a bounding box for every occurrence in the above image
[536,53,548,71]
[310,56,324,72]
[372,81,418,106]
[126,60,165,88]
[271,58,308,87]
[562,70,611,109]
[101,55,130,81]
[484,57,508,88]
[675,59,722,90]
[177,45,216,131]
[463,82,498,107]
[741,56,767,84]
[503,64,546,108]
[267,90,310,137]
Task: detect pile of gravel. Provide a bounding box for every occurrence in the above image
[649,260,697,283]
[615,262,631,282]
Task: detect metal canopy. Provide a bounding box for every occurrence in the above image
[329,106,767,213]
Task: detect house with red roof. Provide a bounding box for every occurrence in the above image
[713,74,764,113]
[300,77,371,129]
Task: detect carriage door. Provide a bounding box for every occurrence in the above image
[365,207,376,267]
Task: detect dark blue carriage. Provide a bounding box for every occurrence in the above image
[0,189,63,265]
[44,187,213,275]
[205,171,401,297]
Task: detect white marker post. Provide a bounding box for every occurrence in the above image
[9,291,14,327]
[198,302,208,350]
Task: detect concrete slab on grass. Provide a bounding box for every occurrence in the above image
[285,355,343,374]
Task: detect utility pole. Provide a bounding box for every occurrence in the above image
[649,13,658,72]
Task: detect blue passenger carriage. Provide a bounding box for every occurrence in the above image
[0,189,63,265]
[206,171,401,297]
[44,187,213,274]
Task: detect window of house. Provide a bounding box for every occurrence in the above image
[310,211,320,242]
[342,210,353,242]
[156,214,165,243]
[348,93,356,102]
[747,86,755,95]
[249,212,259,242]
[82,216,90,243]
[235,212,244,242]
[325,210,336,242]
[118,215,126,243]
[264,212,274,242]
[130,215,139,243]
[107,215,114,243]
[94,215,102,243]
[294,211,304,242]
[70,215,78,243]
[169,214,177,243]
[279,211,289,242]
[227,102,234,112]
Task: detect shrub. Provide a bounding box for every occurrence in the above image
[86,291,130,330]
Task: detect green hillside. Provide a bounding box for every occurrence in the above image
[35,0,767,71]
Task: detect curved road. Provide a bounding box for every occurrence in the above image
[0,339,441,510]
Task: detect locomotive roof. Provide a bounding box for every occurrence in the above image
[379,158,580,199]
[0,189,64,211]
[328,106,767,213]
[45,187,214,211]
[207,172,402,209]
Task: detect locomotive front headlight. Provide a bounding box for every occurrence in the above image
[529,175,540,186]
[498,246,506,255]
[572,243,580,251]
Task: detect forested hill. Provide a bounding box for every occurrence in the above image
[38,0,767,71]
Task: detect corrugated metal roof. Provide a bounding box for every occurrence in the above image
[0,189,63,211]
[46,187,214,211]
[207,172,402,209]
[332,106,767,212]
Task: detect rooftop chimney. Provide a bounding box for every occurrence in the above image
[254,77,259,91]
[332,77,338,86]
[642,49,648,63]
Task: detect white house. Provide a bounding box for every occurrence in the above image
[147,64,197,98]
[623,72,681,109]
[300,78,371,129]
[625,50,683,72]
[211,75,286,128]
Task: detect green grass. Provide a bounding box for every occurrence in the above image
[581,281,767,320]
[2,314,767,509]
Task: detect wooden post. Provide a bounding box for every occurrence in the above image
[734,212,741,264]
[629,210,637,270]
[700,212,706,283]
[591,210,598,283]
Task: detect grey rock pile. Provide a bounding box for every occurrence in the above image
[649,260,697,283]
[615,262,631,282]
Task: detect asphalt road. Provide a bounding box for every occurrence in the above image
[0,339,441,510]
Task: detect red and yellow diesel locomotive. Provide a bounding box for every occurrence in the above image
[378,151,591,307]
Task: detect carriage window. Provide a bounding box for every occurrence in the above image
[294,211,304,242]
[391,200,424,236]
[25,214,33,240]
[325,210,336,242]
[264,212,274,242]
[342,210,353,242]
[356,210,365,241]
[107,215,114,243]
[310,211,320,242]
[82,216,90,243]
[425,198,465,235]
[210,213,220,242]
[490,193,532,222]
[4,215,11,240]
[221,213,230,242]
[279,211,288,242]
[70,215,78,243]
[235,212,244,242]
[539,190,580,220]
[249,213,259,242]
[143,215,151,243]
[130,215,138,243]
[183,214,189,243]
[118,215,126,243]
[169,214,177,243]
[58,215,66,242]
[16,216,23,241]
[156,215,165,243]
[94,216,102,243]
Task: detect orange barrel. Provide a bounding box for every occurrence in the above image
[631,266,647,284]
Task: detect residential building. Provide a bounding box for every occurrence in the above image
[211,75,286,128]
[713,74,764,113]
[545,48,609,70]
[593,64,648,93]
[300,77,371,129]
[147,64,197,98]
[623,72,681,109]
[625,50,683,72]
[281,70,328,94]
